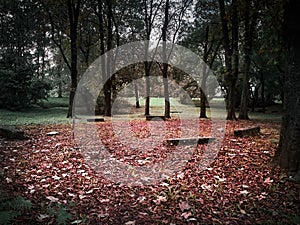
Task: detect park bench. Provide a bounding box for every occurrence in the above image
[86,118,105,122]
[165,137,215,146]
[234,126,260,137]
[146,115,166,121]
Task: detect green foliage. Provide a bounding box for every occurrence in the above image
[0,191,32,225]
[0,0,53,110]
[0,69,51,110]
[47,203,73,225]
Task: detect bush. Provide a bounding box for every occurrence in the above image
[0,69,51,110]
[0,191,32,225]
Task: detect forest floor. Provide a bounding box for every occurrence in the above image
[1,115,299,224]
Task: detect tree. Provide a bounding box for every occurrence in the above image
[239,0,257,120]
[142,0,163,116]
[218,0,239,120]
[179,0,221,118]
[66,0,82,118]
[275,0,300,181]
[43,0,82,118]
[0,0,51,109]
[162,0,171,118]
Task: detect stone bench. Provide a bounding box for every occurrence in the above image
[165,137,215,146]
[86,118,105,122]
[146,115,166,121]
[234,126,260,137]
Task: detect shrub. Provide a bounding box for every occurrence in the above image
[0,191,32,225]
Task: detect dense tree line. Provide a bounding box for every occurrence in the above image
[0,0,285,116]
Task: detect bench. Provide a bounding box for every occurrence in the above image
[165,137,215,146]
[234,126,260,137]
[86,118,105,122]
[146,115,166,121]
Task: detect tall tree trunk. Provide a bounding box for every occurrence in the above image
[218,0,238,120]
[200,26,209,119]
[162,0,170,118]
[275,0,300,180]
[67,0,81,118]
[143,0,162,116]
[97,0,106,116]
[239,0,255,120]
[229,0,239,120]
[104,0,113,117]
[57,66,63,98]
[260,71,265,113]
[134,80,140,108]
[144,61,151,116]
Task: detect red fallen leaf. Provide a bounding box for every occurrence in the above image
[181,211,192,219]
[2,121,299,224]
[153,196,168,205]
[179,201,191,212]
[264,177,273,184]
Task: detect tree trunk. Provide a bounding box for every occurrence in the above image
[57,68,63,98]
[144,61,151,116]
[275,0,300,180]
[239,0,255,120]
[104,0,113,117]
[260,71,265,113]
[218,0,238,120]
[67,0,81,118]
[162,0,170,118]
[200,64,208,118]
[200,26,209,119]
[229,0,238,120]
[134,80,140,108]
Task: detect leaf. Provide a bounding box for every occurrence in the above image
[46,131,59,136]
[124,221,135,225]
[37,214,50,221]
[240,209,247,215]
[264,177,273,184]
[71,220,82,224]
[46,196,60,203]
[181,212,192,219]
[153,196,167,205]
[179,201,191,212]
[240,190,249,195]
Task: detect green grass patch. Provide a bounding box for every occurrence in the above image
[0,97,71,126]
[0,97,282,126]
[40,97,69,108]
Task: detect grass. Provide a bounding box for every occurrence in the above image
[0,97,282,126]
[0,97,71,126]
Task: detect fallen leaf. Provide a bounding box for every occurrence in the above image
[240,209,247,214]
[264,177,273,184]
[153,196,168,204]
[46,196,59,203]
[179,201,191,212]
[124,221,135,225]
[181,212,192,219]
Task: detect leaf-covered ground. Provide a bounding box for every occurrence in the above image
[0,119,299,225]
